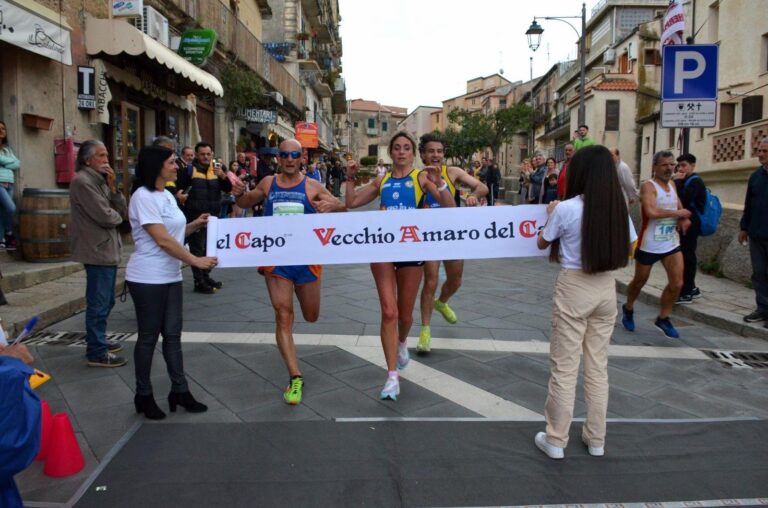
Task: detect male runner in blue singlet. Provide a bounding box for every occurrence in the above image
[232,139,344,405]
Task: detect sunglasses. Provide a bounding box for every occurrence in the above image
[279,150,302,159]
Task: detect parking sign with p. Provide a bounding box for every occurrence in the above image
[662,45,719,100]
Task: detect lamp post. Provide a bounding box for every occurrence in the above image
[526,2,587,126]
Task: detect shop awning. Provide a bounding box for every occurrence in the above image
[0,0,72,64]
[85,16,223,97]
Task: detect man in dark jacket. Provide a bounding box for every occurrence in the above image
[739,138,768,325]
[674,153,707,304]
[177,141,232,294]
[485,158,501,206]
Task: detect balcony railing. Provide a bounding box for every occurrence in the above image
[546,111,571,134]
[168,0,304,111]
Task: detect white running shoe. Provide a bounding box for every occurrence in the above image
[397,342,410,370]
[380,376,400,400]
[582,436,604,457]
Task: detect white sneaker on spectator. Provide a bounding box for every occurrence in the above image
[582,436,604,457]
[534,432,564,459]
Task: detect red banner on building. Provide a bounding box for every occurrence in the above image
[295,122,319,148]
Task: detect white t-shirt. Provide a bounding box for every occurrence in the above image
[542,195,637,270]
[126,187,187,284]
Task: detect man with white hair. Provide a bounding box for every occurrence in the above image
[739,137,768,326]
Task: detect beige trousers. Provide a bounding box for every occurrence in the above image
[544,268,616,448]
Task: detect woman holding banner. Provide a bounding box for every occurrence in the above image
[127,146,217,420]
[344,131,455,400]
[533,145,636,459]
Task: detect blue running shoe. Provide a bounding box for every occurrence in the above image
[621,304,635,332]
[380,376,400,400]
[654,317,680,339]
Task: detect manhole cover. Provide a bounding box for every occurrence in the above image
[704,350,768,369]
[23,331,135,347]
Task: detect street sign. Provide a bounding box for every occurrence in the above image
[661,101,716,128]
[661,44,719,100]
[77,66,96,110]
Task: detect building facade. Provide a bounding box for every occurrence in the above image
[338,99,407,162]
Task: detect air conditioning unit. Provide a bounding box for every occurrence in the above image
[603,48,616,64]
[269,91,284,105]
[627,42,637,60]
[133,6,169,48]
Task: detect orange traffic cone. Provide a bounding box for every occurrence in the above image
[34,400,53,461]
[43,413,84,477]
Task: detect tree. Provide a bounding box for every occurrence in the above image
[446,103,532,162]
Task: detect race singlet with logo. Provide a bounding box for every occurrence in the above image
[379,170,423,210]
[264,177,316,217]
[423,165,458,208]
[638,179,680,254]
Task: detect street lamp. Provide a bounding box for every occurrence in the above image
[525,2,587,126]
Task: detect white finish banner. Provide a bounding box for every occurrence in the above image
[206,205,549,268]
[0,0,72,65]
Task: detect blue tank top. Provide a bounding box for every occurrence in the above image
[263,176,316,216]
[379,170,423,210]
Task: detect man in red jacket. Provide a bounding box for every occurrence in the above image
[557,144,574,199]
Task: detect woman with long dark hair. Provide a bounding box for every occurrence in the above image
[534,145,636,459]
[126,145,218,420]
[344,131,454,400]
[0,121,20,250]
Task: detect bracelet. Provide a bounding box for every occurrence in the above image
[437,182,448,192]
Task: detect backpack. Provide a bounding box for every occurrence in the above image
[683,175,721,236]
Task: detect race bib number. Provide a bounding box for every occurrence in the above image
[654,218,677,242]
[273,202,305,216]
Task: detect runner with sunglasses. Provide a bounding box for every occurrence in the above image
[232,139,344,405]
[344,131,455,400]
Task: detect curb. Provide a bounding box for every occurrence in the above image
[614,279,768,341]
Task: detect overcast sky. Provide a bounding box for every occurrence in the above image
[338,0,603,112]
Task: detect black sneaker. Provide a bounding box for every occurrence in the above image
[205,276,223,289]
[194,281,217,294]
[690,287,702,299]
[675,293,693,305]
[87,353,127,368]
[744,310,768,323]
[107,341,123,354]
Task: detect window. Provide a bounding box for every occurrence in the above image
[742,96,764,124]
[499,99,507,109]
[353,122,358,128]
[644,49,661,66]
[644,136,650,154]
[708,3,719,42]
[720,103,735,128]
[762,34,768,73]
[382,121,388,132]
[368,145,377,157]
[668,127,676,148]
[368,118,375,129]
[605,100,620,131]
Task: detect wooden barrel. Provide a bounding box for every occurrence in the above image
[20,188,71,262]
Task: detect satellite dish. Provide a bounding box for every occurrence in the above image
[499,68,504,75]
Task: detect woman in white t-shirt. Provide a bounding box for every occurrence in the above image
[534,145,636,460]
[127,146,218,420]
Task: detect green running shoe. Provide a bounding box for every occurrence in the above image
[417,325,431,354]
[283,376,304,405]
[434,299,457,324]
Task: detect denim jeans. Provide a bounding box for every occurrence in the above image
[749,238,768,313]
[0,183,16,237]
[127,281,188,395]
[84,265,117,360]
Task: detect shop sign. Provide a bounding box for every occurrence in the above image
[295,122,318,148]
[237,109,277,124]
[90,60,112,125]
[177,29,216,66]
[111,0,143,17]
[0,0,72,65]
[77,66,96,109]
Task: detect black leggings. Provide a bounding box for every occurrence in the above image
[128,281,188,396]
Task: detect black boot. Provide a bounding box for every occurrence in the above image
[168,391,208,413]
[204,275,223,289]
[134,394,166,420]
[194,280,216,294]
